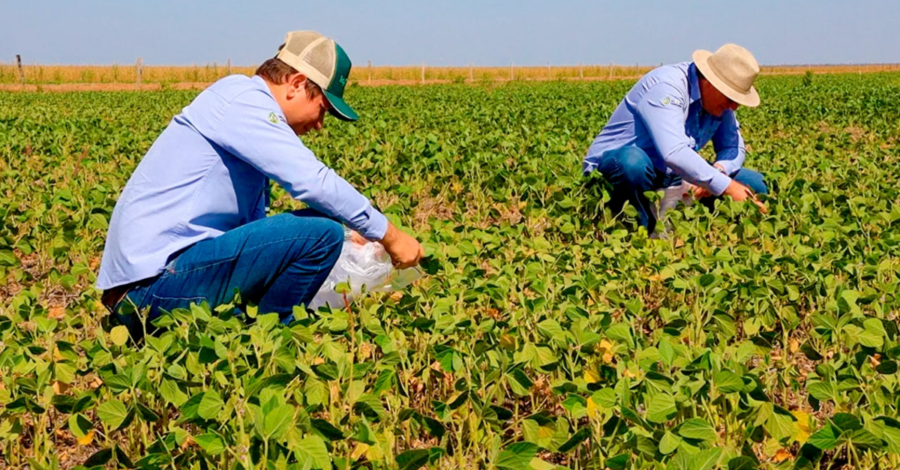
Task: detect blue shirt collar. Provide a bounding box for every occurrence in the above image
[688,63,701,104]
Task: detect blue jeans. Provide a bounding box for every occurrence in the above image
[591,146,768,233]
[113,210,344,338]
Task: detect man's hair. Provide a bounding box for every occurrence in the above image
[255,49,323,99]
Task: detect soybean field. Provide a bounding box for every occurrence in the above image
[2,73,900,469]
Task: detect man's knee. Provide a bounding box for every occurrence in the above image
[735,169,768,195]
[268,212,345,255]
[606,147,654,189]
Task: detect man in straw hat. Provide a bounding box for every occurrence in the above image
[584,44,768,234]
[97,31,424,339]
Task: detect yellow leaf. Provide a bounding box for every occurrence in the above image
[596,340,615,364]
[365,442,385,461]
[350,443,369,461]
[52,381,70,394]
[792,411,811,443]
[586,397,599,418]
[584,368,600,384]
[77,430,95,446]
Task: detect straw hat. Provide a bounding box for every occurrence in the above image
[693,44,761,107]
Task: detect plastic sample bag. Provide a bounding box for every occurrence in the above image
[309,230,423,310]
[650,182,694,238]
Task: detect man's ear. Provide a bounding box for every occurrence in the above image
[285,73,308,100]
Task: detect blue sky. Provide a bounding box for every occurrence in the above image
[3,0,898,66]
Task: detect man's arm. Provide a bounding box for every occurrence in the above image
[712,110,746,176]
[635,83,733,196]
[213,91,388,240]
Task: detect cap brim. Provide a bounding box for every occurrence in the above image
[323,90,359,122]
[692,50,760,108]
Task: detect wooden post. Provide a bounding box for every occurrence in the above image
[15,54,25,85]
[367,60,372,84]
[421,61,425,84]
[609,62,613,79]
[136,57,143,88]
[579,62,583,80]
[469,62,473,82]
[227,58,231,75]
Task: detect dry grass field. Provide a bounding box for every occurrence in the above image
[1,63,898,90]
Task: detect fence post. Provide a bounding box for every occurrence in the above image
[579,62,583,80]
[367,60,372,84]
[421,61,425,84]
[609,62,613,80]
[547,62,551,80]
[16,54,25,85]
[510,62,514,81]
[136,57,143,89]
[227,58,231,75]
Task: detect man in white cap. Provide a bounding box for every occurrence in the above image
[583,44,768,234]
[97,31,424,338]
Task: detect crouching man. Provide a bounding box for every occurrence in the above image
[583,44,768,234]
[97,31,424,338]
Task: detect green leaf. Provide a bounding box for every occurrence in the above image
[714,369,744,393]
[197,391,224,421]
[659,431,682,455]
[846,429,884,449]
[97,400,129,429]
[294,435,331,469]
[806,381,837,402]
[396,449,429,470]
[68,413,93,438]
[195,433,226,456]
[690,448,722,470]
[83,448,113,467]
[727,456,758,470]
[646,393,677,423]
[109,325,129,346]
[678,419,717,441]
[495,442,539,470]
[263,404,294,439]
[882,425,900,454]
[557,427,590,453]
[808,424,841,450]
[537,319,567,343]
[606,323,634,348]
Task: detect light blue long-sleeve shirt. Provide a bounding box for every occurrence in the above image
[584,62,746,196]
[97,75,388,290]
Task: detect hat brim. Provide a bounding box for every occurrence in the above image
[692,50,761,108]
[323,90,359,122]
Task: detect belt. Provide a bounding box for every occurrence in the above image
[101,283,135,312]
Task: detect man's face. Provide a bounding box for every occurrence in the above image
[281,75,329,135]
[699,77,739,117]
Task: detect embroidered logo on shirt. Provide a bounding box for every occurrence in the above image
[268,112,280,124]
[662,97,671,106]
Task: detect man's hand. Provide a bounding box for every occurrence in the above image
[691,179,767,214]
[722,180,768,213]
[379,223,425,269]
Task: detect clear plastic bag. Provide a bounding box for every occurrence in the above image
[309,229,424,310]
[650,182,694,238]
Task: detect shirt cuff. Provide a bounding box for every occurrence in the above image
[708,172,733,197]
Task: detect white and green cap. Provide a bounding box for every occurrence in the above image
[276,30,358,121]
